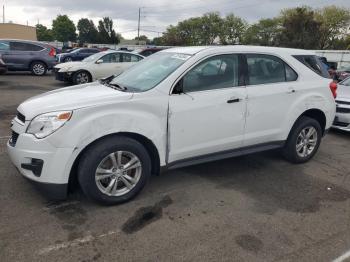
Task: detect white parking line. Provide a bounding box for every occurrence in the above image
[333,249,350,262]
[38,230,119,255]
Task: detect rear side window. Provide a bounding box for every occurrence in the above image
[246,54,298,85]
[293,55,330,78]
[10,42,43,51]
[122,53,143,62]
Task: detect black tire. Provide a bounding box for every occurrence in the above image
[78,136,152,205]
[64,56,72,63]
[282,116,322,163]
[30,61,47,76]
[73,70,91,85]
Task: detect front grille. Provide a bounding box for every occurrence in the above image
[9,131,19,147]
[336,100,350,106]
[17,111,25,123]
[336,107,350,113]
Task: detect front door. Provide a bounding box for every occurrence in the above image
[168,54,247,163]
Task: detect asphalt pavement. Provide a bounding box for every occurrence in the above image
[0,72,350,262]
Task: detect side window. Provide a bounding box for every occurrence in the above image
[246,54,297,85]
[182,54,240,93]
[0,41,9,50]
[293,55,330,78]
[100,53,121,63]
[130,54,142,62]
[10,42,43,51]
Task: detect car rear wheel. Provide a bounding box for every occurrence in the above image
[78,136,152,205]
[73,71,91,85]
[282,116,322,163]
[30,61,47,76]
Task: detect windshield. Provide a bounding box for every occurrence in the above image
[83,52,103,62]
[110,52,191,92]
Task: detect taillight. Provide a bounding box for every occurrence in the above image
[48,47,56,57]
[329,82,337,98]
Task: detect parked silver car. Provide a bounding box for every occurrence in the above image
[0,39,57,76]
[333,77,350,131]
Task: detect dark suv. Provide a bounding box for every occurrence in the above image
[56,48,100,63]
[0,39,57,76]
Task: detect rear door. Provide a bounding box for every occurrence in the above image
[243,54,299,146]
[6,42,44,69]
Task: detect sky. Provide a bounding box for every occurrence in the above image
[2,0,350,39]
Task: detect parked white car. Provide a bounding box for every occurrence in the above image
[8,46,336,204]
[333,77,350,131]
[54,50,144,85]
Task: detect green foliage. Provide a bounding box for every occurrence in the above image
[219,14,248,45]
[36,24,53,41]
[134,35,150,44]
[97,17,120,44]
[278,7,321,49]
[243,18,281,46]
[315,5,350,49]
[52,15,77,42]
[77,18,99,44]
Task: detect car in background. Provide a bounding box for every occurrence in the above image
[54,50,144,84]
[56,48,100,63]
[333,77,350,131]
[0,39,56,76]
[337,63,350,81]
[0,54,7,74]
[132,47,165,57]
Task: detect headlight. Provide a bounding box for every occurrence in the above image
[26,111,72,139]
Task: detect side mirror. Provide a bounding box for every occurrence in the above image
[173,79,184,94]
[96,59,103,64]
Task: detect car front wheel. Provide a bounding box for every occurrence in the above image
[73,71,91,85]
[78,136,152,205]
[282,116,322,163]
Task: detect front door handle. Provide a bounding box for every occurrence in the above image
[287,88,296,94]
[227,98,241,103]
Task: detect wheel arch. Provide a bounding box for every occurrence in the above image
[288,108,327,140]
[68,132,161,192]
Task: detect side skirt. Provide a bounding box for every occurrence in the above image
[167,141,285,170]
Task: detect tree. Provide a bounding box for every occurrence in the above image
[52,15,77,42]
[243,18,281,46]
[77,18,99,44]
[219,14,247,45]
[316,6,350,49]
[134,35,150,44]
[200,12,223,45]
[97,17,120,44]
[278,7,321,49]
[36,24,53,41]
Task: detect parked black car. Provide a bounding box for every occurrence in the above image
[0,54,7,74]
[0,39,57,76]
[56,48,101,63]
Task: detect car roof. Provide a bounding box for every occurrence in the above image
[162,45,316,56]
[0,39,47,46]
[100,50,145,57]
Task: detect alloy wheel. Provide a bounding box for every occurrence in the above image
[95,151,142,197]
[296,126,318,158]
[32,63,45,75]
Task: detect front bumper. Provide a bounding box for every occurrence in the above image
[7,127,75,199]
[54,70,74,82]
[332,104,350,131]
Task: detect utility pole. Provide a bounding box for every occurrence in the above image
[137,7,141,45]
[2,5,5,23]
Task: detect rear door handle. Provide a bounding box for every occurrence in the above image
[227,98,241,103]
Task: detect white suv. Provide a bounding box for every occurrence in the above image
[7,46,336,204]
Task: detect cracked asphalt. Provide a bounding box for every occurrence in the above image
[0,72,350,262]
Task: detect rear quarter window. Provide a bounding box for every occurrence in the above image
[10,42,44,51]
[293,55,330,78]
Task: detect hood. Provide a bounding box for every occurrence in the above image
[54,61,87,70]
[337,84,350,101]
[18,82,133,120]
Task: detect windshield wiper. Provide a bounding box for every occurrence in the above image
[106,82,127,91]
